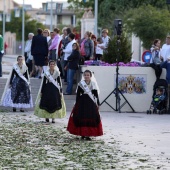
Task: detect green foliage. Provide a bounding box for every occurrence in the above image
[67,0,104,22]
[103,34,132,63]
[98,0,116,30]
[67,0,167,31]
[124,5,170,49]
[0,10,45,40]
[114,0,167,13]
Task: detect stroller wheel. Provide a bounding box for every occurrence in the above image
[149,110,152,114]
[153,109,157,114]
[147,110,149,114]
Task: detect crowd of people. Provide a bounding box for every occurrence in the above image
[23,27,110,95]
[1,27,170,140]
[0,27,110,140]
[0,27,107,139]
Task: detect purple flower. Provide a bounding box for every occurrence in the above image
[84,60,141,67]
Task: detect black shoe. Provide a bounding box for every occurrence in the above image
[20,109,24,112]
[85,137,92,141]
[39,76,42,79]
[52,119,55,123]
[81,136,85,140]
[13,108,16,112]
[45,118,49,122]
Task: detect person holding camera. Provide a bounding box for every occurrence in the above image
[150,39,163,79]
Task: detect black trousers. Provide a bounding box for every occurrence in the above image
[64,60,68,82]
[83,56,90,61]
[95,54,102,60]
[150,63,162,79]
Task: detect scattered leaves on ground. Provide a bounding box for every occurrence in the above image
[0,114,166,170]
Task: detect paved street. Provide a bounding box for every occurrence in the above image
[0,54,170,169]
[0,111,169,169]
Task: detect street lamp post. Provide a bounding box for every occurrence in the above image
[94,0,98,36]
[22,0,25,56]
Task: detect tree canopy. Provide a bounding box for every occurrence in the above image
[67,0,170,49]
[67,0,168,29]
[124,5,170,49]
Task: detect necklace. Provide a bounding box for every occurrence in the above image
[50,70,54,75]
[18,64,22,69]
[85,81,90,85]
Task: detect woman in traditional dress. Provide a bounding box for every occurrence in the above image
[67,70,103,140]
[1,56,33,112]
[34,60,66,123]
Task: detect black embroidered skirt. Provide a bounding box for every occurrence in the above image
[11,76,31,104]
[39,82,62,113]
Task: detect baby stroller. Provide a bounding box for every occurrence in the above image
[147,79,168,114]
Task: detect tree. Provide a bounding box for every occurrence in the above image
[114,0,167,13]
[124,5,170,49]
[98,0,116,30]
[67,0,105,26]
[67,0,168,37]
[0,10,45,40]
[103,34,132,63]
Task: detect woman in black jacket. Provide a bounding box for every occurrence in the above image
[64,42,80,95]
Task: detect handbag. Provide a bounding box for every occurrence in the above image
[153,51,162,65]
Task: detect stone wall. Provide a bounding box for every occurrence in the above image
[81,66,166,112]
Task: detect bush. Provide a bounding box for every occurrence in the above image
[103,34,132,63]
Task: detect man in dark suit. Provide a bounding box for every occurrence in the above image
[31,28,48,78]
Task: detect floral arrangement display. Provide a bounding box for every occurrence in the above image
[84,60,142,67]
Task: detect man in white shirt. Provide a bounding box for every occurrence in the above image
[160,36,170,61]
[63,33,76,83]
[24,33,34,73]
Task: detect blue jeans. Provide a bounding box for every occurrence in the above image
[0,52,3,77]
[64,60,68,82]
[66,69,76,94]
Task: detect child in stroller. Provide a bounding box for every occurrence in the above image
[147,79,168,114]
